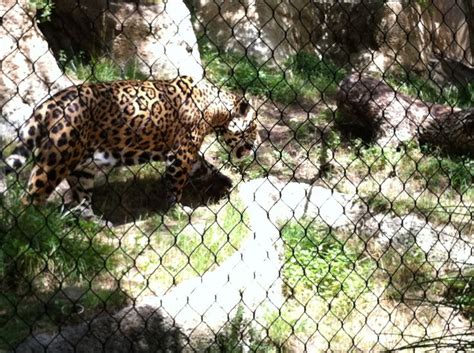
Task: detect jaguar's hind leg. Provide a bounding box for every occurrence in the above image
[64,161,103,223]
[22,163,68,206]
[64,151,117,225]
[23,152,78,206]
[66,164,95,207]
[22,125,85,206]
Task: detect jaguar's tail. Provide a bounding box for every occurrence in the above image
[5,144,32,174]
[4,118,42,175]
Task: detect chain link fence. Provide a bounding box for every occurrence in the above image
[0,0,473,351]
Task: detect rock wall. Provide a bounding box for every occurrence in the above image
[190,0,381,66]
[190,0,473,73]
[432,0,472,64]
[40,0,203,80]
[0,0,73,137]
[374,0,473,74]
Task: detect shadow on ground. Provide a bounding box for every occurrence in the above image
[91,171,233,225]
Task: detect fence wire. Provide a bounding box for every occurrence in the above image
[0,0,473,352]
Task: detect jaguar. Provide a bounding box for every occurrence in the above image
[3,76,258,222]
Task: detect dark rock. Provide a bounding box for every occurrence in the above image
[13,305,183,353]
[336,73,474,156]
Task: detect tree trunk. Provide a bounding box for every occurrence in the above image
[336,73,474,156]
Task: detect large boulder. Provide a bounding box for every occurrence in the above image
[0,0,73,137]
[40,0,203,80]
[337,73,474,156]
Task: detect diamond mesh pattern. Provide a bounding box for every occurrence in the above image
[0,0,473,352]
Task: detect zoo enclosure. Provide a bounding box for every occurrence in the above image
[0,0,473,352]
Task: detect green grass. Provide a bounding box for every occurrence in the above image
[200,43,345,105]
[0,179,120,289]
[0,167,251,347]
[210,305,266,352]
[209,303,314,353]
[271,216,466,350]
[246,219,378,351]
[388,268,474,351]
[386,70,474,108]
[288,118,319,147]
[119,195,251,295]
[61,53,148,82]
[0,179,129,349]
[440,269,474,319]
[280,219,376,316]
[334,141,474,227]
[376,245,435,300]
[309,127,473,228]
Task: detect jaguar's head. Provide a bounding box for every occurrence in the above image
[221,98,259,159]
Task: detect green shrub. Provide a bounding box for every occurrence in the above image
[0,180,128,348]
[416,154,474,194]
[342,139,473,225]
[441,269,474,319]
[377,245,434,300]
[386,70,474,108]
[28,0,54,22]
[289,52,346,96]
[0,180,118,289]
[200,43,345,105]
[211,305,266,352]
[63,53,148,82]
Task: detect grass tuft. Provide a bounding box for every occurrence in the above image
[0,179,128,349]
[61,53,148,82]
[200,42,345,105]
[280,219,376,316]
[120,195,251,295]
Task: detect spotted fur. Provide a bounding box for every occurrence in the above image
[4,76,258,218]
